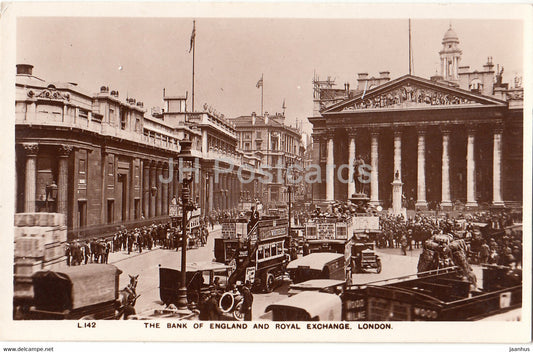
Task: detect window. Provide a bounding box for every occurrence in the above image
[264,245,271,258]
[469,78,483,93]
[244,142,251,150]
[244,133,252,140]
[257,247,264,260]
[134,199,140,219]
[256,131,262,139]
[107,199,114,223]
[78,201,87,227]
[79,159,86,175]
[120,109,126,130]
[78,109,88,119]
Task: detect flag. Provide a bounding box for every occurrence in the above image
[256,76,263,88]
[282,99,286,109]
[189,21,196,53]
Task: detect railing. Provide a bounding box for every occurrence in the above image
[16,111,180,152]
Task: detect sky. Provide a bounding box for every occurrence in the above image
[16,17,523,134]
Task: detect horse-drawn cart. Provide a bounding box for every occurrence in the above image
[27,264,122,320]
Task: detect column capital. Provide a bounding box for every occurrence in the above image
[393,128,403,137]
[22,143,39,156]
[311,134,322,143]
[439,125,452,135]
[493,122,504,134]
[325,128,336,139]
[58,144,73,157]
[347,128,357,138]
[466,123,478,135]
[369,127,381,137]
[416,126,427,135]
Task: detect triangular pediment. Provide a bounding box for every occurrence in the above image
[323,75,506,114]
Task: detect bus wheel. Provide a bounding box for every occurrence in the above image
[264,273,275,293]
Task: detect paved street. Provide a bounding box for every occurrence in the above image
[105,225,430,319]
[108,225,222,314]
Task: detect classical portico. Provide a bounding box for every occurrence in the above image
[309,75,515,210]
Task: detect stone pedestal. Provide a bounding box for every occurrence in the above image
[391,179,404,215]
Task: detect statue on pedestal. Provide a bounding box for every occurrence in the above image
[354,155,367,195]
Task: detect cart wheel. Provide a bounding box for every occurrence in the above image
[233,301,244,321]
[219,292,234,313]
[376,259,382,274]
[264,273,275,293]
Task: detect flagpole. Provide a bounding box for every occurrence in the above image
[261,73,263,117]
[192,20,196,112]
[408,19,412,75]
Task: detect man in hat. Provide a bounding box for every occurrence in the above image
[239,281,254,321]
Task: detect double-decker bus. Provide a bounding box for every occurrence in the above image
[214,218,290,293]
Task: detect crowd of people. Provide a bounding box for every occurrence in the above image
[290,200,522,269]
[65,220,211,266]
[376,211,522,268]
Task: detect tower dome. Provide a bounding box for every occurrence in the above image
[442,26,459,44]
[439,25,462,81]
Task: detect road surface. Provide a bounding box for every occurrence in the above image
[107,228,427,319]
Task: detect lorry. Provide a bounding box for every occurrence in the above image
[14,212,67,316]
[341,265,522,321]
[303,215,354,282]
[214,218,290,293]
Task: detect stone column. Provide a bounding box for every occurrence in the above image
[162,164,169,216]
[415,129,428,210]
[440,127,452,209]
[466,126,478,208]
[168,160,175,208]
[326,132,335,201]
[57,144,73,217]
[142,160,150,219]
[208,173,214,214]
[370,130,380,205]
[23,143,39,212]
[156,163,163,216]
[347,129,356,198]
[149,162,156,217]
[393,129,402,181]
[493,125,504,207]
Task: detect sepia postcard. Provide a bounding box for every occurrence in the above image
[0,1,531,345]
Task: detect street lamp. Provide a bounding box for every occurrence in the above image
[177,140,196,311]
[285,162,294,238]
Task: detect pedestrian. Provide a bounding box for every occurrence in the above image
[198,289,223,321]
[400,234,408,256]
[239,281,253,321]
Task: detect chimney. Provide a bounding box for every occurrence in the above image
[357,73,369,91]
[16,64,34,75]
[379,71,390,79]
[251,112,256,125]
[264,112,269,124]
